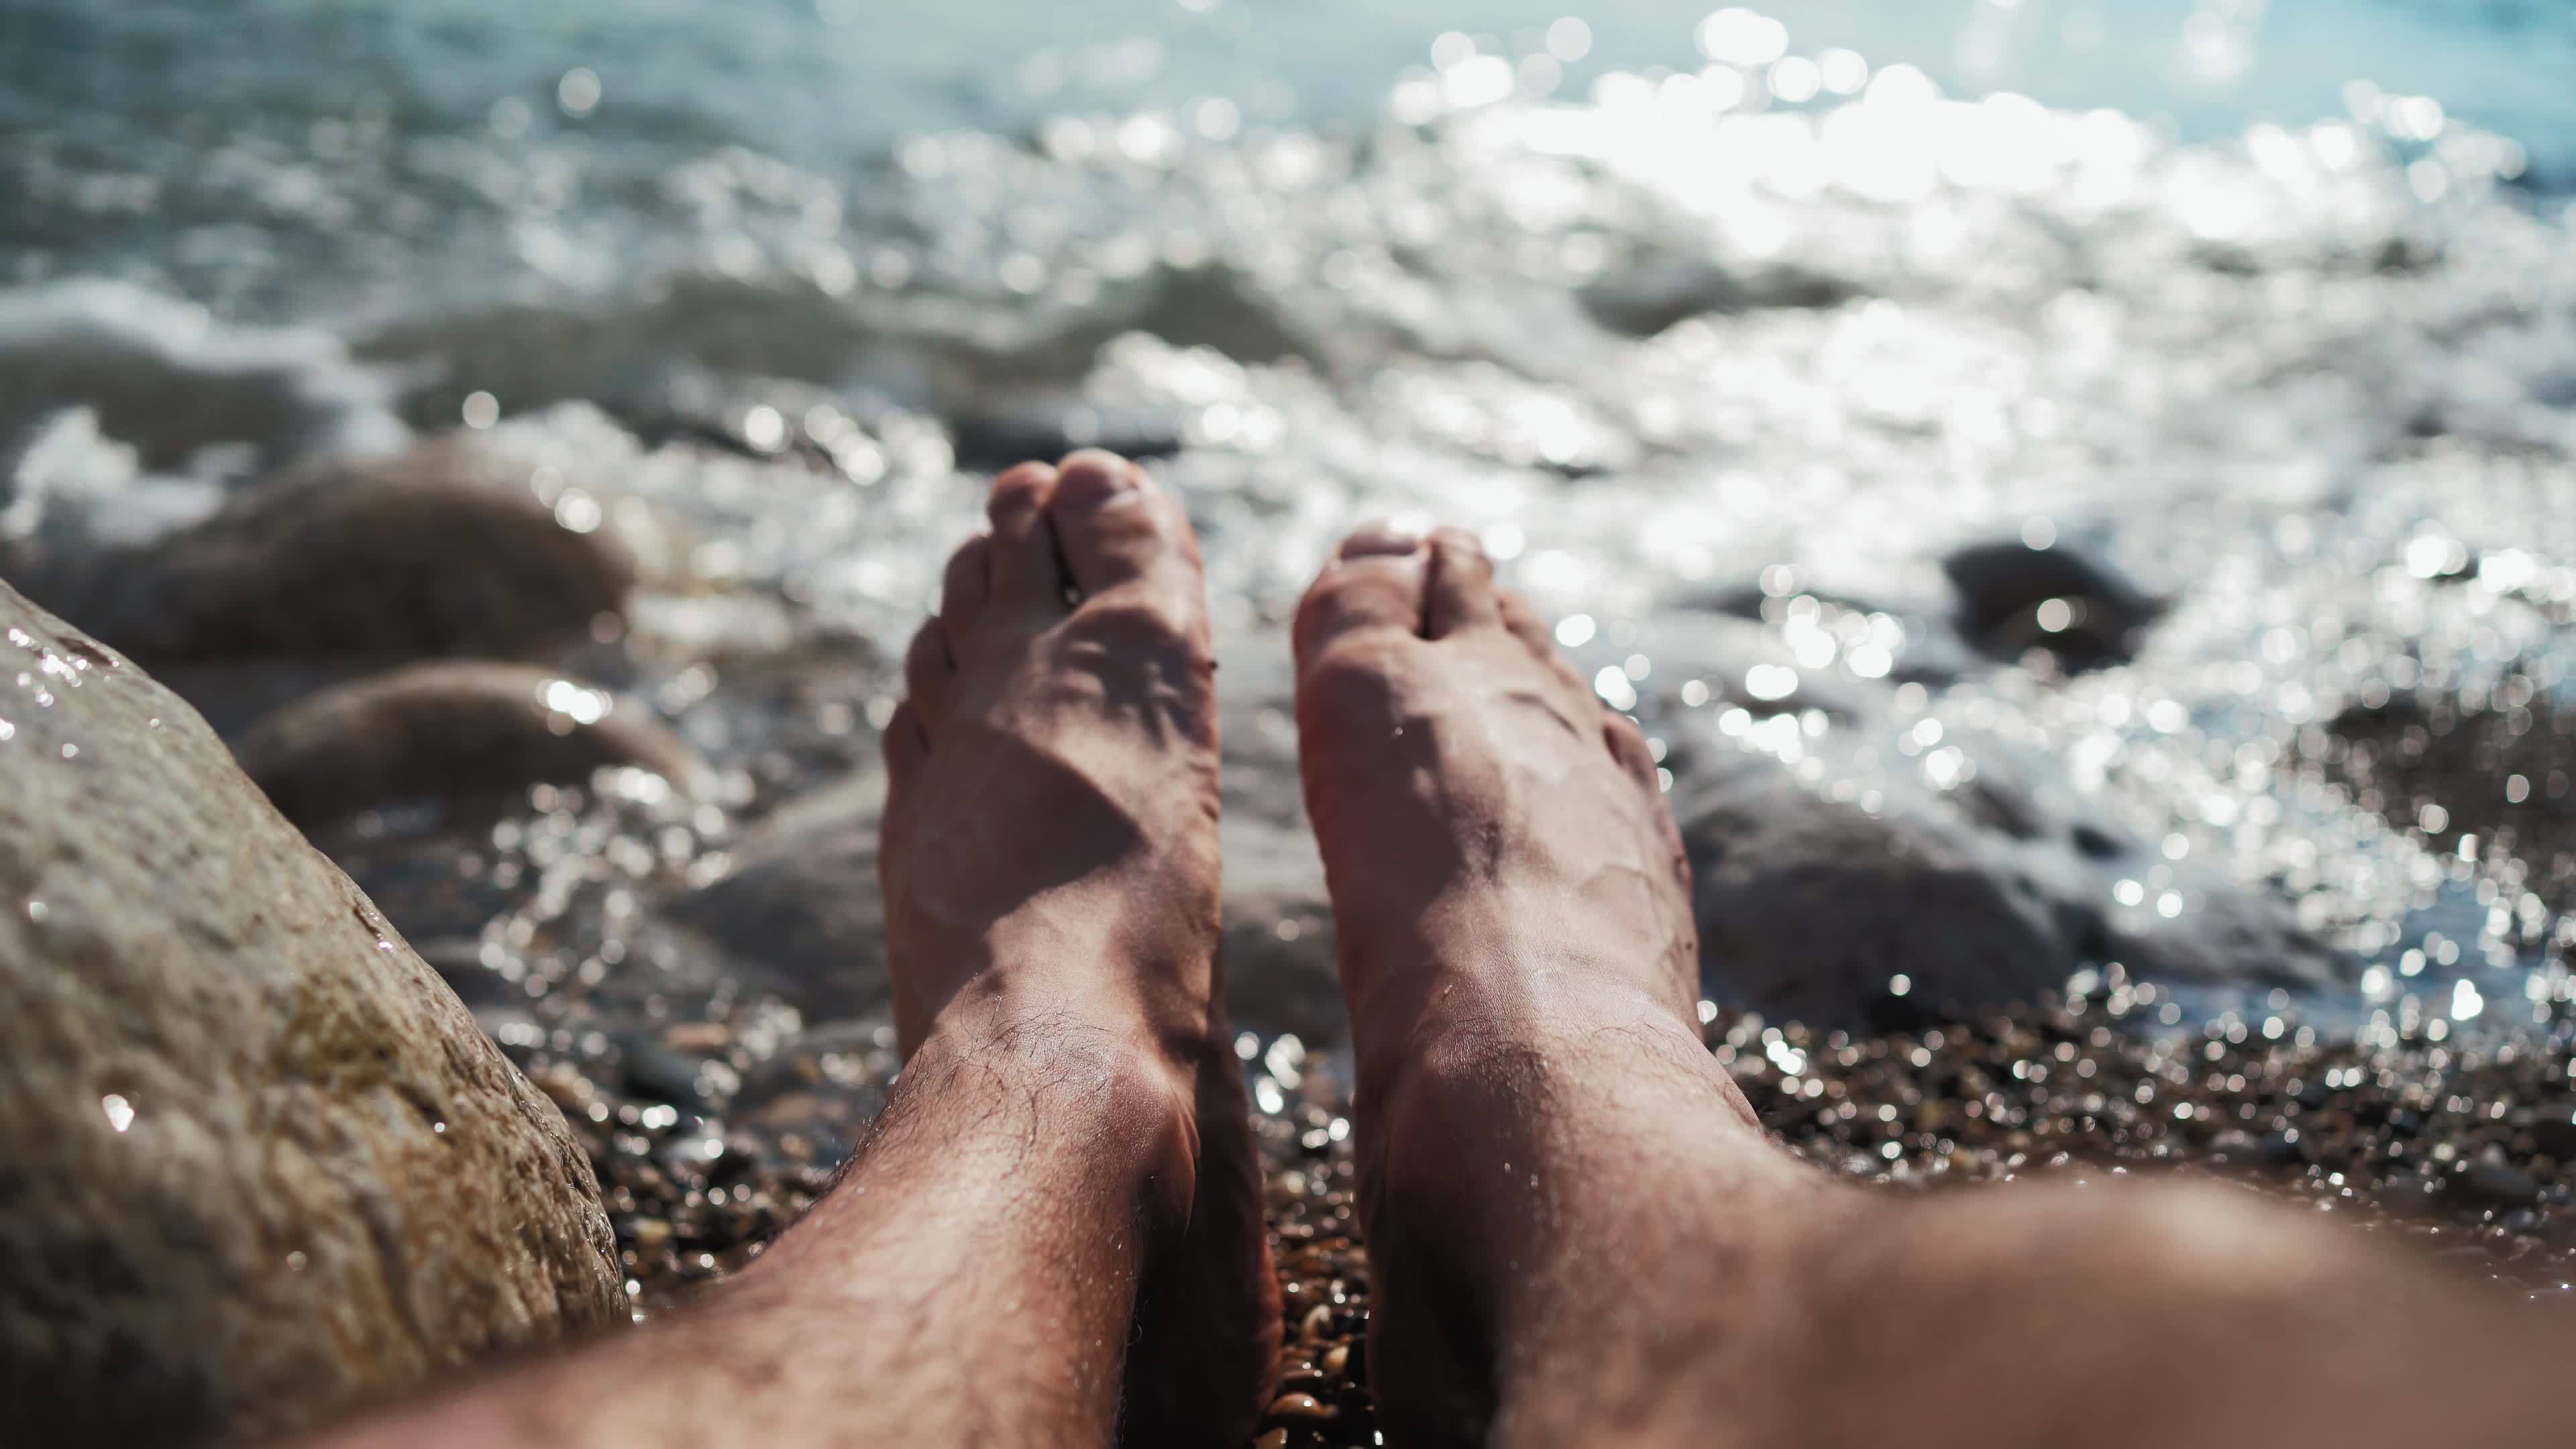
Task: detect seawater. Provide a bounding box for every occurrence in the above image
[5,0,2576,1051]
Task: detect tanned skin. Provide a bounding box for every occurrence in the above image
[305,455,2571,1449]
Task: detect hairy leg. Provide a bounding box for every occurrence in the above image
[1293,523,2570,1449]
[299,453,1275,1449]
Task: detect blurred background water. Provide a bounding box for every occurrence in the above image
[6,0,2572,322]
[6,0,2576,1086]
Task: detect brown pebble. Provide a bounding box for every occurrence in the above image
[1253,1432,1290,1449]
[533,1065,592,1114]
[661,1022,735,1053]
[1320,1342,1348,1376]
[1300,1303,1334,1341]
[1266,1392,1334,1426]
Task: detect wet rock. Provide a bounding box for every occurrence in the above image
[1576,254,1858,337]
[0,583,623,1448]
[2457,1159,2542,1209]
[32,434,637,665]
[951,401,1183,470]
[1678,736,2336,1026]
[1266,1391,1336,1426]
[233,660,708,830]
[1220,816,1346,1044]
[659,773,891,1020]
[2528,1108,2576,1163]
[1682,759,2069,1023]
[668,761,1349,1040]
[617,1034,731,1112]
[2324,692,2576,906]
[1941,537,2162,670]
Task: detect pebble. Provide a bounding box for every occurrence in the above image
[1265,1393,1336,1426]
[1941,537,2161,671]
[2458,1161,2542,1209]
[513,976,2576,1449]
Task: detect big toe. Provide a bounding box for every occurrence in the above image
[1293,524,1430,669]
[1049,450,1203,604]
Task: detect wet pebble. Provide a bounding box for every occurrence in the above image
[1265,1392,1335,1426]
[1941,536,2161,671]
[2457,1160,2542,1209]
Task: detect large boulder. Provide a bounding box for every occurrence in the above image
[0,582,625,1448]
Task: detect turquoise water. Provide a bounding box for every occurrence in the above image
[5,0,2572,319]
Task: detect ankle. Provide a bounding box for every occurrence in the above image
[1355,966,1715,1113]
[907,989,1205,1216]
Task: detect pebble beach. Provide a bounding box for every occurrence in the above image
[7,1,2576,1443]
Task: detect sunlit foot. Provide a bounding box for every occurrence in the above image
[879,451,1279,1446]
[1293,523,1705,1074]
[1292,525,1727,1442]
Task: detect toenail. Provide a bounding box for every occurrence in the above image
[1431,526,1488,560]
[1055,453,1139,508]
[1339,523,1426,560]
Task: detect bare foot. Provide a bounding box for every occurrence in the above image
[881,452,1279,1446]
[1293,525,1784,1445]
[1293,523,1709,1081]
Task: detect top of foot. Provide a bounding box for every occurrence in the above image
[880,449,1223,1057]
[878,451,1278,1447]
[1291,524,1705,1073]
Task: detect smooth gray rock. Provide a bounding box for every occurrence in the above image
[0,582,624,1448]
[663,762,1351,1042]
[659,773,892,1020]
[235,659,710,830]
[1218,814,1344,1044]
[1680,728,2339,1027]
[1941,537,2163,671]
